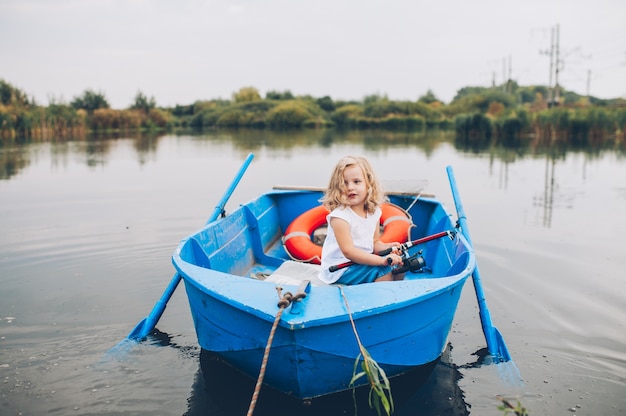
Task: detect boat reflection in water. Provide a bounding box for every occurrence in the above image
[183,342,469,416]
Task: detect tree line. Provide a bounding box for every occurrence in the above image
[1,79,625,147]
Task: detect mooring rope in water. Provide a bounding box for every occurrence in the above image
[246,287,294,416]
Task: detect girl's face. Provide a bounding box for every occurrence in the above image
[342,164,368,207]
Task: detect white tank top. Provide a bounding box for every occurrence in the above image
[319,206,382,283]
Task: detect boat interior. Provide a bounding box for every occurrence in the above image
[177,190,469,285]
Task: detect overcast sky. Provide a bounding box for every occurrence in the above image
[1,0,624,109]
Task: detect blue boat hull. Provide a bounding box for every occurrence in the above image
[173,189,474,399]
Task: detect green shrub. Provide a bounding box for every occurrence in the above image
[216,109,255,127]
[71,89,110,113]
[355,117,373,129]
[265,90,294,100]
[0,79,31,107]
[585,107,613,142]
[380,115,407,130]
[498,117,524,146]
[147,108,172,128]
[190,107,222,128]
[568,118,589,146]
[316,96,335,112]
[364,99,406,118]
[406,115,425,130]
[266,101,313,128]
[616,108,626,137]
[232,86,261,103]
[332,104,363,127]
[455,113,492,140]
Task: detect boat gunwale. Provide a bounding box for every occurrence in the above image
[173,250,474,330]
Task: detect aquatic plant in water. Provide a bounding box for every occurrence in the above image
[497,397,529,416]
[340,286,394,416]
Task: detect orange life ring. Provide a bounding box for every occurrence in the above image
[282,203,411,264]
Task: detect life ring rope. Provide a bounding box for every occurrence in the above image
[382,215,411,227]
[284,251,322,264]
[281,233,323,263]
[282,231,313,241]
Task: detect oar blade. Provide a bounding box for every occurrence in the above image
[493,327,512,362]
[127,318,150,341]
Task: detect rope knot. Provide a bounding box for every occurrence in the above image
[277,291,294,308]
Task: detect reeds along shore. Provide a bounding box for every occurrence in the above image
[1,80,625,146]
[455,107,626,149]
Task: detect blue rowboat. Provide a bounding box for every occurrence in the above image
[172,187,475,400]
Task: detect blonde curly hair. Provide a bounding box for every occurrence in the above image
[321,156,384,214]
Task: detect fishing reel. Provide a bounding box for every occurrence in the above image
[392,250,427,275]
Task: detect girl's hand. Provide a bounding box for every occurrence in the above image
[384,254,403,267]
[374,240,402,254]
[389,243,402,255]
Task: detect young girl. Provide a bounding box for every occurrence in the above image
[318,156,404,284]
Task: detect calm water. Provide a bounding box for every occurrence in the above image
[1,130,625,415]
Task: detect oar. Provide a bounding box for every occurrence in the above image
[446,165,512,362]
[126,153,255,341]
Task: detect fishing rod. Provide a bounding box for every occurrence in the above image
[328,230,455,272]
